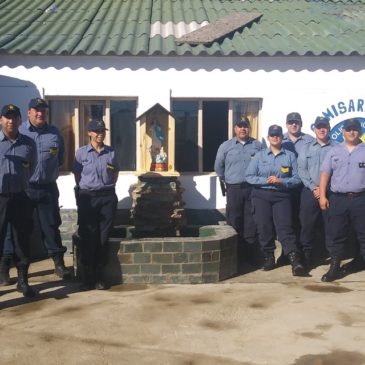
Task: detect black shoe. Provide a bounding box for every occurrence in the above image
[342,256,365,274]
[52,255,72,280]
[262,253,276,271]
[54,264,72,280]
[303,250,313,271]
[16,266,36,298]
[17,282,36,298]
[321,257,343,282]
[276,252,289,267]
[288,251,307,277]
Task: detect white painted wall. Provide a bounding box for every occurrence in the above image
[1,55,365,210]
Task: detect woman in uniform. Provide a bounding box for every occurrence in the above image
[245,124,306,276]
[73,119,119,290]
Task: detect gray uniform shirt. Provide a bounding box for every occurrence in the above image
[73,144,119,191]
[214,137,263,184]
[321,142,365,193]
[0,131,37,193]
[245,147,302,191]
[298,139,336,190]
[19,120,65,184]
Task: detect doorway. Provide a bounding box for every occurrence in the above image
[202,101,228,172]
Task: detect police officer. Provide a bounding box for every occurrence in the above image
[298,116,335,269]
[0,104,37,297]
[245,124,306,276]
[73,119,119,290]
[319,118,365,282]
[0,98,70,280]
[282,112,314,156]
[214,116,263,265]
[279,112,314,264]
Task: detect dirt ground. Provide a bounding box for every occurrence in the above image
[1,257,365,365]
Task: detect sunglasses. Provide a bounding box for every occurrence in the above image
[269,134,282,137]
[287,120,300,125]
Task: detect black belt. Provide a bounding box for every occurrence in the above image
[79,188,115,197]
[226,182,251,188]
[333,191,365,198]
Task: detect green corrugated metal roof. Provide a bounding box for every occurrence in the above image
[0,0,364,56]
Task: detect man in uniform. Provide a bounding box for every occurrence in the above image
[279,112,314,265]
[214,116,263,266]
[298,116,335,269]
[0,104,37,297]
[0,98,71,281]
[319,118,365,282]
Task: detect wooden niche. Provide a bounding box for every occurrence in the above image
[136,103,177,174]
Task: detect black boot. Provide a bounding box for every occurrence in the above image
[342,255,365,274]
[79,265,95,291]
[287,251,307,276]
[303,250,313,271]
[0,255,12,286]
[321,257,343,282]
[17,266,36,298]
[52,254,72,280]
[262,253,276,271]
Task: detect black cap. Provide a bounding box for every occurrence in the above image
[1,104,21,117]
[235,116,250,128]
[314,116,330,128]
[28,98,48,109]
[268,124,283,136]
[286,112,302,123]
[87,119,108,131]
[343,118,361,132]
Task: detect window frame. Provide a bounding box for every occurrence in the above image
[46,96,138,174]
[171,97,262,174]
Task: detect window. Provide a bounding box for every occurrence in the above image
[171,99,261,173]
[48,98,137,172]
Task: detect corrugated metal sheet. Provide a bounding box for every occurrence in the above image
[0,0,364,56]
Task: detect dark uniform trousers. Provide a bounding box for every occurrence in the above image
[251,188,298,255]
[291,185,303,238]
[299,187,329,254]
[0,192,33,267]
[226,183,257,246]
[77,189,117,268]
[326,192,365,259]
[3,182,65,257]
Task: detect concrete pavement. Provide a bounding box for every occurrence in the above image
[1,256,365,365]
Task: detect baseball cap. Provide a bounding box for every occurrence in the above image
[87,119,108,131]
[235,116,250,128]
[314,116,330,129]
[286,112,302,123]
[1,104,21,117]
[268,124,283,136]
[28,98,48,109]
[343,118,361,132]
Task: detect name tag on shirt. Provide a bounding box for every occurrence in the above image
[22,161,30,168]
[281,166,289,173]
[107,163,115,170]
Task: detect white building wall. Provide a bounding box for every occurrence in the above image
[1,55,365,210]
